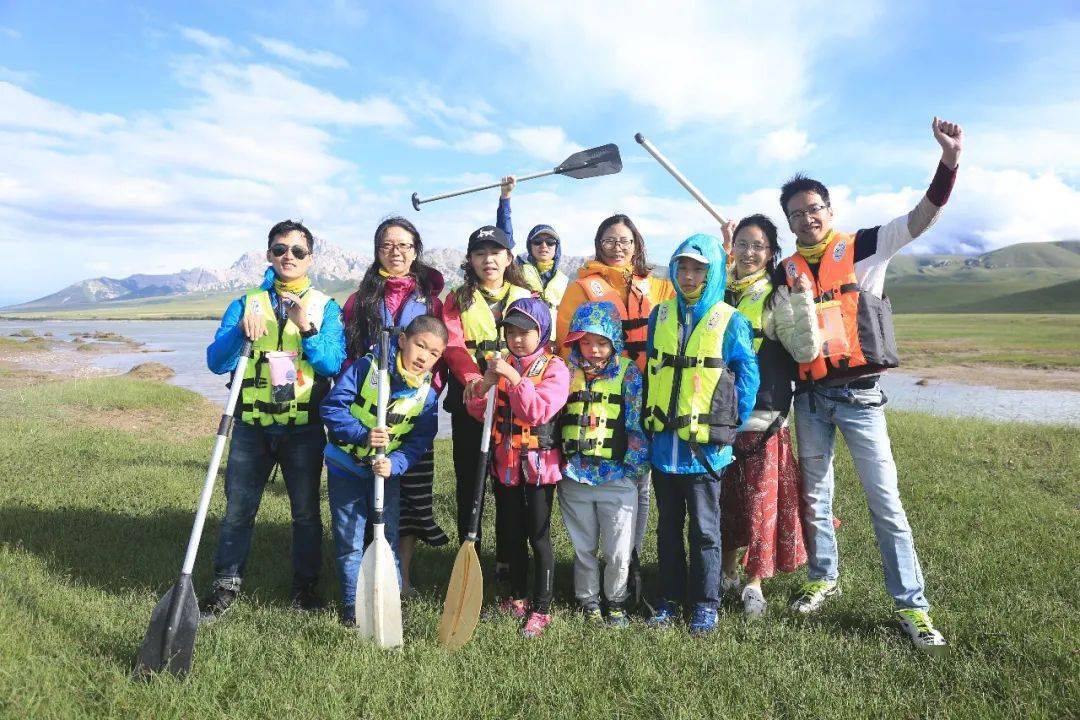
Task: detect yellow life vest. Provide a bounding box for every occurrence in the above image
[239,287,330,426]
[459,285,532,367]
[331,356,432,461]
[560,357,631,461]
[520,263,569,310]
[643,299,739,446]
[732,276,771,353]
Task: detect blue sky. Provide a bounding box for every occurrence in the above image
[1,1,1078,305]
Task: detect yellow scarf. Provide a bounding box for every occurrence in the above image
[273,276,311,296]
[727,266,767,297]
[796,229,834,264]
[378,267,408,278]
[534,259,555,273]
[479,283,511,303]
[682,283,704,304]
[396,353,426,389]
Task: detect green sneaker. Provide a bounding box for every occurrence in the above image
[580,602,603,625]
[790,579,840,614]
[606,606,630,629]
[897,609,947,653]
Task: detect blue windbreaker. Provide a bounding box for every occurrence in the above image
[646,234,759,475]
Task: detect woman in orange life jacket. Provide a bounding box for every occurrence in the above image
[465,297,569,638]
[554,214,674,603]
[716,214,820,617]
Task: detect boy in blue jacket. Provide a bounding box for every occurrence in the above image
[320,314,446,626]
[643,233,759,635]
[201,220,346,619]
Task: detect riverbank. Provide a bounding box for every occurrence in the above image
[0,373,1076,719]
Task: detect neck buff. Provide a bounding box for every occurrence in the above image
[479,282,511,303]
[273,276,311,296]
[796,228,835,264]
[682,283,704,305]
[727,266,767,297]
[396,353,426,389]
[378,266,409,279]
[533,259,555,273]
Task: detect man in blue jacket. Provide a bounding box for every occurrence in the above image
[643,233,759,635]
[200,220,346,619]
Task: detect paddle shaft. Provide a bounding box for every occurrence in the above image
[412,169,556,209]
[634,133,727,225]
[180,340,253,575]
[465,386,498,542]
[372,331,391,524]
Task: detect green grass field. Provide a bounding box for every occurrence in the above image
[894,314,1080,369]
[1,376,1077,719]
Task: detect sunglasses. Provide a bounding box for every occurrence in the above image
[530,238,557,247]
[270,243,310,260]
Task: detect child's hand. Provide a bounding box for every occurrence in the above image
[488,356,521,386]
[368,427,390,449]
[371,457,392,478]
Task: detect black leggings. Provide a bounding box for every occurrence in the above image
[451,410,486,547]
[493,482,555,613]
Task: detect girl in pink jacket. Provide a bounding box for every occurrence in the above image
[467,296,569,638]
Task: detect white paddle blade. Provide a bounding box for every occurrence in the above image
[356,532,403,648]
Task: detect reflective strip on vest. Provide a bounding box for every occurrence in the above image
[239,287,329,427]
[643,299,735,443]
[458,286,532,366]
[575,274,654,372]
[560,356,630,461]
[332,358,432,460]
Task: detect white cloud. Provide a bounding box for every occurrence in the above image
[453,131,503,154]
[254,36,349,69]
[0,81,124,136]
[411,135,445,149]
[0,66,33,86]
[757,127,815,164]
[178,26,243,55]
[0,27,22,39]
[406,88,492,129]
[508,126,582,163]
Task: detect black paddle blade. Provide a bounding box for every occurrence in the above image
[133,574,199,679]
[555,143,622,179]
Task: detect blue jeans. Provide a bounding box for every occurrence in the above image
[794,383,929,611]
[652,470,722,611]
[327,464,401,607]
[212,421,325,591]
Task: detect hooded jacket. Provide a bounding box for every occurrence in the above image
[498,196,564,285]
[466,296,569,487]
[645,234,759,475]
[561,300,650,486]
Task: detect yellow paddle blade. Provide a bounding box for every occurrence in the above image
[437,541,483,649]
[356,534,403,649]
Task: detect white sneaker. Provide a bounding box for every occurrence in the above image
[741,585,767,617]
[721,572,743,596]
[790,579,841,614]
[897,609,947,654]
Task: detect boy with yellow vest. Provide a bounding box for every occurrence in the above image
[320,315,445,626]
[643,233,759,636]
[200,220,345,619]
[780,117,962,652]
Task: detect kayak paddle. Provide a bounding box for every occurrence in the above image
[635,133,728,224]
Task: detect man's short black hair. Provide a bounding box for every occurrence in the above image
[780,174,831,215]
[268,220,314,251]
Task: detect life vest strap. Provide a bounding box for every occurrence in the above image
[567,389,620,405]
[647,349,725,369]
[814,283,859,303]
[562,437,614,454]
[622,317,649,331]
[648,405,727,430]
[624,340,647,355]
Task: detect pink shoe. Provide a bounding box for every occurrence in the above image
[499,598,530,619]
[521,611,552,638]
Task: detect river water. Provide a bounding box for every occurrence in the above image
[3,319,1078,428]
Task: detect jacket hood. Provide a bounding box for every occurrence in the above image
[669,233,728,320]
[576,259,649,286]
[565,300,624,372]
[503,296,552,347]
[423,267,445,297]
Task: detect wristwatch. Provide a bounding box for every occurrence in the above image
[299,323,318,338]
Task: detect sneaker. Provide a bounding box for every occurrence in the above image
[521,611,552,638]
[606,606,630,629]
[897,609,947,653]
[646,601,680,629]
[721,572,743,596]
[198,584,237,621]
[790,579,840,614]
[339,604,356,628]
[499,597,530,619]
[290,584,326,612]
[688,607,719,636]
[741,585,767,618]
[580,602,604,625]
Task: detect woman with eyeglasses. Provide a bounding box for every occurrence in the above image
[495,176,569,329]
[554,213,675,606]
[340,217,450,599]
[715,214,820,617]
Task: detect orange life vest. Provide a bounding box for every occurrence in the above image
[492,353,558,458]
[574,273,654,371]
[783,231,899,382]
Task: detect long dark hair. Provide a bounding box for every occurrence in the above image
[453,245,530,312]
[347,217,439,359]
[593,214,651,277]
[732,213,783,308]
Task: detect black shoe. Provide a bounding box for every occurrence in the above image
[199,585,238,621]
[339,604,356,628]
[290,584,326,612]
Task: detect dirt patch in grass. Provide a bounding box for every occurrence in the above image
[82,399,221,441]
[125,362,175,381]
[903,362,1080,392]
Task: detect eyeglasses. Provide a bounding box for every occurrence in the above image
[733,241,770,254]
[787,203,829,222]
[378,242,415,254]
[270,243,310,260]
[530,238,557,247]
[600,238,634,250]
